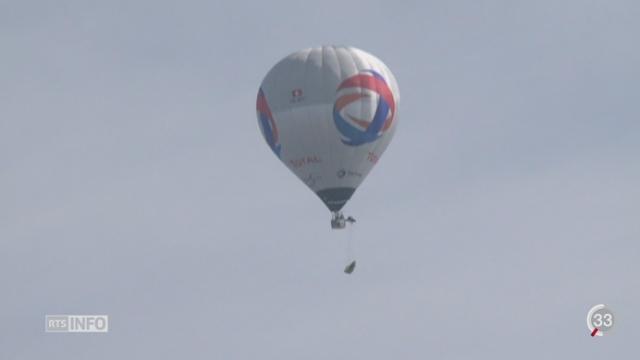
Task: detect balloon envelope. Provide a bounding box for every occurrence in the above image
[257,45,399,212]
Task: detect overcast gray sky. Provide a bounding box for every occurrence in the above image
[2,0,639,359]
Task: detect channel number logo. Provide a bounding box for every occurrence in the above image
[586,304,614,336]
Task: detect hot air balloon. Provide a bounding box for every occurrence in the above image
[257,45,399,230]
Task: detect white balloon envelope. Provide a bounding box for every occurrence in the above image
[257,45,399,227]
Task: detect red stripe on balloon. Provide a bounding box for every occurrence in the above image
[256,90,279,141]
[337,75,395,115]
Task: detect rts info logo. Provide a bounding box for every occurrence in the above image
[45,315,109,333]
